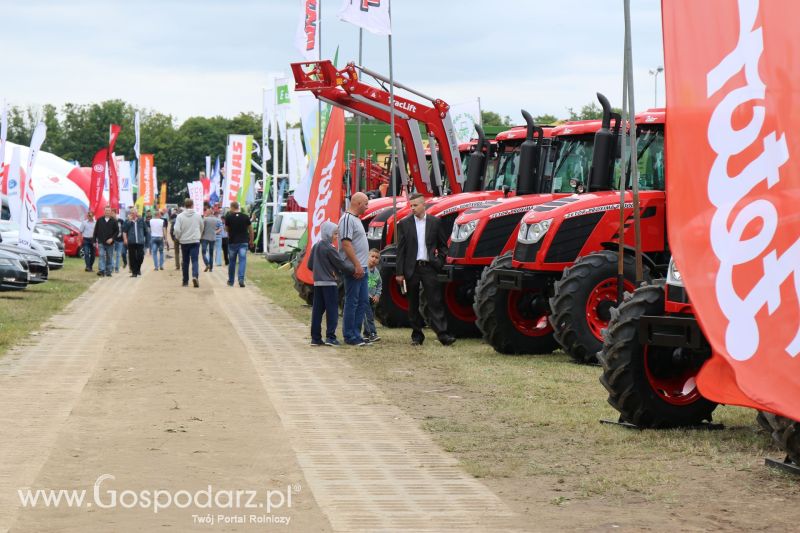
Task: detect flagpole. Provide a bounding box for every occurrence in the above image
[317,0,322,163]
[356,28,363,194]
[388,0,397,244]
[273,79,279,233]
[262,87,268,254]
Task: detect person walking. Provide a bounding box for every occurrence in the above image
[79,211,96,272]
[395,192,456,346]
[338,191,371,346]
[149,210,168,270]
[93,206,118,277]
[220,214,229,266]
[122,209,148,277]
[224,201,253,287]
[170,208,181,270]
[362,248,382,342]
[144,211,152,255]
[173,198,204,287]
[113,209,127,273]
[308,221,353,347]
[201,207,221,272]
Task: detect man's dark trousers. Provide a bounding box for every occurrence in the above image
[128,244,145,276]
[406,260,448,343]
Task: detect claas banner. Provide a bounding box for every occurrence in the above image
[295,107,345,285]
[663,0,800,420]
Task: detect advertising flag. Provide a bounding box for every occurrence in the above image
[159,181,167,211]
[189,181,204,215]
[265,87,277,142]
[286,127,306,190]
[7,147,21,223]
[294,0,320,60]
[205,156,211,185]
[209,156,221,205]
[338,0,391,35]
[90,148,108,216]
[118,156,133,207]
[663,0,800,420]
[223,135,254,207]
[134,111,141,161]
[0,100,7,192]
[295,107,345,285]
[153,167,158,206]
[107,124,121,209]
[449,99,481,145]
[262,91,273,162]
[18,122,46,248]
[140,154,155,206]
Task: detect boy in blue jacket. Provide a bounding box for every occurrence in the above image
[307,221,353,346]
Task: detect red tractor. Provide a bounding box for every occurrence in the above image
[473,104,668,358]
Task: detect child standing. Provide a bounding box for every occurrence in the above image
[362,248,382,342]
[308,221,352,346]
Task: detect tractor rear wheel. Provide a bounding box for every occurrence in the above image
[473,251,557,355]
[759,412,800,465]
[550,250,645,364]
[422,280,481,338]
[291,247,314,306]
[375,245,410,327]
[599,284,717,427]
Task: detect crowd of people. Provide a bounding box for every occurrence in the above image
[308,191,455,347]
[77,199,254,288]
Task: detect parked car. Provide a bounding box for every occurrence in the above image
[39,219,83,257]
[0,248,29,290]
[267,212,307,263]
[0,243,48,283]
[0,220,65,270]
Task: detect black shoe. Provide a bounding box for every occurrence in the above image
[182,282,189,287]
[131,274,137,278]
[411,339,423,346]
[192,278,199,288]
[227,281,234,287]
[439,335,456,346]
[365,334,380,342]
[97,271,104,277]
[239,281,245,288]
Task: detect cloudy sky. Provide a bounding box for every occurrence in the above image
[3,0,666,124]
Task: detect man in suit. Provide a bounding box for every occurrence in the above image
[395,192,456,346]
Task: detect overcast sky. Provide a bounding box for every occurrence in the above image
[2,0,666,124]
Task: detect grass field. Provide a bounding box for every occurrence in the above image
[0,258,95,359]
[248,258,798,527]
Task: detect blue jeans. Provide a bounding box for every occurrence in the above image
[201,240,215,269]
[98,243,114,275]
[215,237,223,266]
[114,241,126,271]
[363,300,377,337]
[151,238,164,269]
[82,239,95,270]
[181,242,200,284]
[343,273,369,344]
[311,285,339,343]
[227,243,248,284]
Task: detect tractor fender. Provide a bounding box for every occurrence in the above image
[600,242,658,274]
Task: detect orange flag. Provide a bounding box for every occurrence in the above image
[295,107,345,285]
[663,0,800,420]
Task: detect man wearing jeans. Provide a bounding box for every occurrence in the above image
[122,209,148,277]
[149,211,168,270]
[93,206,117,277]
[79,211,96,272]
[173,198,204,287]
[224,201,253,287]
[338,192,370,346]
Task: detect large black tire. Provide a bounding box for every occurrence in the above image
[375,245,410,327]
[421,280,481,338]
[759,412,800,465]
[291,247,314,306]
[473,251,558,355]
[598,284,717,428]
[550,250,649,365]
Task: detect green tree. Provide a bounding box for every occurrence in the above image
[533,113,559,125]
[480,110,512,127]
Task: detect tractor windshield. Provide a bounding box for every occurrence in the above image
[482,143,521,191]
[611,126,665,191]
[551,134,595,193]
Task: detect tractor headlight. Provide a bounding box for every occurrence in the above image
[518,218,552,244]
[666,258,683,287]
[451,220,478,242]
[367,224,384,240]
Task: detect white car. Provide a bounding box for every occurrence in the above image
[0,220,65,270]
[267,212,308,263]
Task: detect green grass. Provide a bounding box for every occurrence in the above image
[0,258,95,358]
[248,259,800,510]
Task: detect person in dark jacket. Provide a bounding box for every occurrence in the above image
[308,221,353,347]
[114,210,127,272]
[122,209,149,277]
[93,206,118,277]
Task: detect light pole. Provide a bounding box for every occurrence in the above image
[649,66,664,107]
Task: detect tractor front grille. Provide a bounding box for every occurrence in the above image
[514,241,543,263]
[473,213,526,258]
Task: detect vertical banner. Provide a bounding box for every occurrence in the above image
[152,167,158,208]
[262,90,272,162]
[295,107,345,285]
[133,111,141,161]
[338,0,392,35]
[18,123,46,248]
[449,99,481,145]
[0,101,7,193]
[107,124,121,209]
[223,135,251,207]
[286,127,306,190]
[7,147,22,222]
[140,154,155,206]
[275,77,292,142]
[90,148,108,217]
[209,156,221,205]
[663,0,800,420]
[295,0,319,60]
[118,156,133,207]
[159,181,167,210]
[294,92,321,208]
[190,181,204,215]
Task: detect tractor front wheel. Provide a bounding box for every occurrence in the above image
[375,245,410,327]
[598,284,717,428]
[291,247,314,306]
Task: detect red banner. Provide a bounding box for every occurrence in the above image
[89,148,108,217]
[107,124,121,209]
[295,107,345,285]
[663,0,800,420]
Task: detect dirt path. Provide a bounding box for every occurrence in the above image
[1,263,524,532]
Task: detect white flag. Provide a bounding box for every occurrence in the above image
[19,123,46,248]
[338,0,391,35]
[118,155,134,207]
[7,146,22,223]
[134,111,141,161]
[264,87,277,142]
[0,100,7,191]
[286,128,307,190]
[205,156,211,181]
[449,99,482,145]
[262,90,272,161]
[294,0,320,60]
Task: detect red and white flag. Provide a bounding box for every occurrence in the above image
[295,107,345,285]
[295,0,320,60]
[107,124,121,209]
[663,0,800,420]
[89,148,108,217]
[338,0,391,36]
[18,123,46,249]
